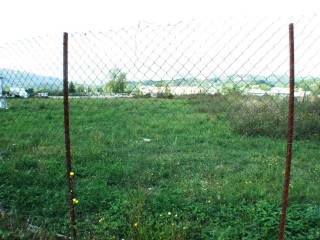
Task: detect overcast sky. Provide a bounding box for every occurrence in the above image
[0,0,319,83]
[0,0,318,43]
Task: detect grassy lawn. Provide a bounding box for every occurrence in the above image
[0,98,319,239]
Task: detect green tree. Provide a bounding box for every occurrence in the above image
[76,84,85,94]
[26,88,34,97]
[69,81,76,94]
[105,68,127,93]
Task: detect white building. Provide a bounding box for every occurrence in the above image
[138,85,209,96]
[269,87,311,98]
[246,88,267,96]
[269,87,289,96]
[169,86,207,95]
[245,86,312,99]
[37,92,49,98]
[9,87,28,98]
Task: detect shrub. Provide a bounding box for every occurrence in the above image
[192,94,320,139]
[134,93,152,98]
[228,97,320,139]
[156,92,174,99]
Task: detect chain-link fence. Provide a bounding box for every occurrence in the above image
[0,16,319,239]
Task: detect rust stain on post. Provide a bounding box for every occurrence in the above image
[278,23,295,240]
[63,32,77,239]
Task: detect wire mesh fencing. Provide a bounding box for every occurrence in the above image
[0,15,320,239]
[0,35,71,237]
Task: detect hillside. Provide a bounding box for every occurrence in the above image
[0,68,62,90]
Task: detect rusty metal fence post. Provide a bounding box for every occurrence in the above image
[63,32,77,239]
[277,23,295,240]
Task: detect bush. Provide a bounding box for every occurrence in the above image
[134,93,152,98]
[228,97,320,139]
[294,98,320,138]
[156,92,174,99]
[192,94,320,139]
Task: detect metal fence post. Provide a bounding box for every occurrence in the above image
[278,23,295,240]
[63,32,77,239]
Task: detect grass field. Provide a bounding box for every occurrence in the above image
[0,97,319,239]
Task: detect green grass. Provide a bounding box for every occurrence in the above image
[0,98,319,239]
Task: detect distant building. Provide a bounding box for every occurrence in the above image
[170,86,206,95]
[37,92,49,98]
[246,88,267,96]
[138,84,313,99]
[269,87,311,99]
[138,86,164,96]
[138,85,208,96]
[9,87,28,98]
[245,86,312,100]
[269,87,289,96]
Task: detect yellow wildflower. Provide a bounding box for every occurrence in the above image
[72,198,79,204]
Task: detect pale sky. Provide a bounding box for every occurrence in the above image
[0,0,319,84]
[0,0,319,43]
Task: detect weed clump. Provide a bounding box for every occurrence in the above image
[192,94,320,139]
[228,97,320,138]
